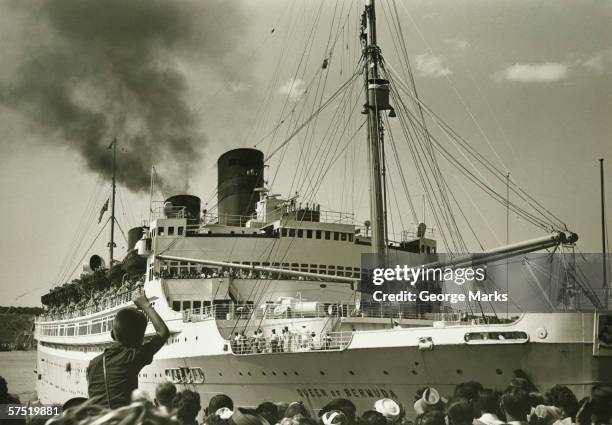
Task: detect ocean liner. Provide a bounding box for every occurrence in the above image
[34,0,612,415]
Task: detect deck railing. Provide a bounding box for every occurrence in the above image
[182,302,462,323]
[229,330,353,354]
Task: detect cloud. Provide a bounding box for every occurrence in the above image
[492,62,568,83]
[278,78,307,100]
[576,50,612,74]
[444,38,470,50]
[0,0,249,194]
[415,53,452,78]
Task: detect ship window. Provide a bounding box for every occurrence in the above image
[158,227,165,236]
[291,263,299,269]
[427,246,431,254]
[337,266,344,270]
[193,301,201,311]
[348,234,354,242]
[297,229,303,238]
[263,262,270,267]
[307,230,313,238]
[168,227,175,236]
[178,227,184,236]
[289,229,296,237]
[172,301,181,312]
[281,228,287,237]
[325,231,331,240]
[182,301,191,311]
[341,233,347,241]
[334,232,339,241]
[316,230,322,239]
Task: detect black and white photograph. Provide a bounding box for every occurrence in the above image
[0,1,611,424]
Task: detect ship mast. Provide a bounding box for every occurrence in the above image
[362,0,387,257]
[109,138,117,268]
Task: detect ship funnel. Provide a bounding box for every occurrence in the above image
[89,254,105,271]
[164,195,201,225]
[217,148,264,226]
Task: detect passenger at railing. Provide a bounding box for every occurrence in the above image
[270,329,280,353]
[306,332,316,350]
[255,329,266,353]
[281,328,290,352]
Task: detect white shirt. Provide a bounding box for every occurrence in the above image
[477,413,505,425]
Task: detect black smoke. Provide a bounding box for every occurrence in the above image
[0,0,248,193]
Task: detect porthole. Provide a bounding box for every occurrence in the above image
[247,372,252,376]
[239,372,243,376]
[294,371,299,376]
[496,369,503,375]
[219,372,223,376]
[349,370,355,375]
[283,372,287,376]
[456,369,463,375]
[262,372,266,376]
[320,371,325,376]
[412,370,417,375]
[272,372,277,376]
[383,370,389,375]
[414,361,419,366]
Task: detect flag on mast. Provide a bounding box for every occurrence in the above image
[98,198,109,224]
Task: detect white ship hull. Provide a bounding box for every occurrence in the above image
[35,307,612,416]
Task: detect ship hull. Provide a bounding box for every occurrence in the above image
[36,314,611,417]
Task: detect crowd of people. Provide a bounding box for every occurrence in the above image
[40,280,144,321]
[1,373,611,425]
[229,328,337,354]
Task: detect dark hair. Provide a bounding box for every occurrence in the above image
[500,386,531,421]
[417,410,445,425]
[454,382,484,402]
[257,402,280,425]
[479,389,501,416]
[209,394,234,414]
[112,308,147,347]
[175,390,201,424]
[591,385,612,422]
[320,399,356,424]
[544,385,578,420]
[0,376,7,403]
[447,397,475,425]
[155,381,177,410]
[285,401,309,419]
[360,410,387,425]
[62,397,88,412]
[528,392,545,408]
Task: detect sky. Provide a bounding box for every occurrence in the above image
[0,0,611,306]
